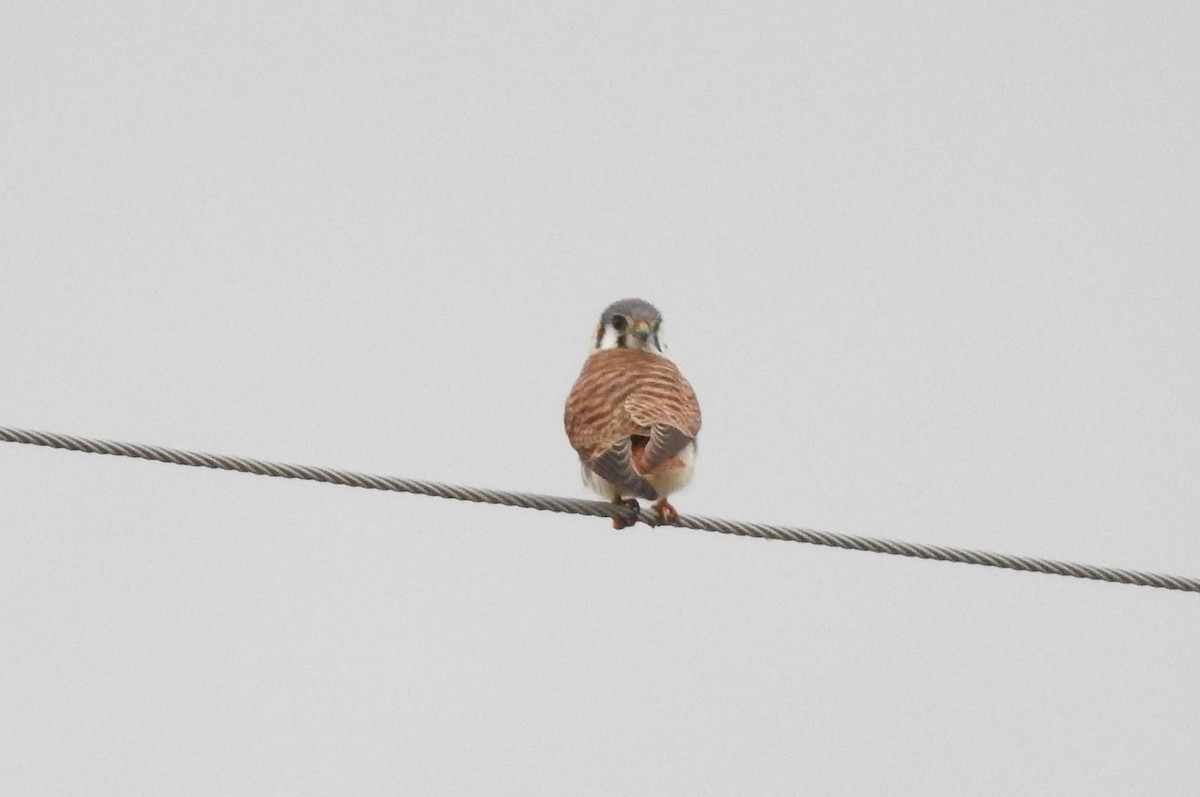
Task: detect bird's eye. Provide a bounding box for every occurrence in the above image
[611,315,628,332]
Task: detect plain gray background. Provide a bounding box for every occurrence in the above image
[2,3,1198,794]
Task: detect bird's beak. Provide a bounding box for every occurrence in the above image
[630,319,652,342]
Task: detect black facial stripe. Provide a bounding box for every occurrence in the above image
[617,333,627,348]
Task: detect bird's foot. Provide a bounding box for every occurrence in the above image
[652,498,679,525]
[611,498,641,529]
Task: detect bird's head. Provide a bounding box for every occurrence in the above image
[592,298,665,354]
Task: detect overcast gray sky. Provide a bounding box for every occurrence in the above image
[3,3,1199,795]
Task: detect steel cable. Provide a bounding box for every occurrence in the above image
[2,425,1197,594]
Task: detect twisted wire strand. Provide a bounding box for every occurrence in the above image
[2,425,1197,594]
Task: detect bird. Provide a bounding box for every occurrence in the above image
[564,298,701,529]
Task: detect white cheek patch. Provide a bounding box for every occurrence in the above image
[594,326,622,350]
[593,323,667,354]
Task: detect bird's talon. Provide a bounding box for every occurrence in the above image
[612,498,641,529]
[653,498,679,525]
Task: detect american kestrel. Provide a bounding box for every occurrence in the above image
[564,298,701,528]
